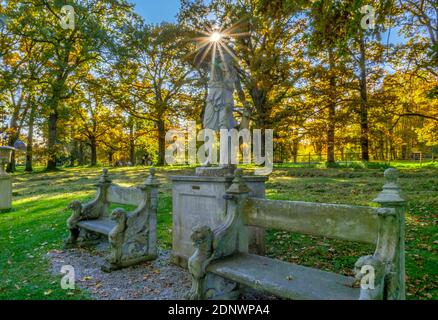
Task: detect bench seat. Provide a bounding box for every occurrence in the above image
[207,253,359,300]
[77,218,116,236]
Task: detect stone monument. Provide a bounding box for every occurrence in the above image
[170,48,268,268]
[0,146,14,211]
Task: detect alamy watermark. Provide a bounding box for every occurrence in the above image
[360,5,393,30]
[60,5,75,30]
[166,122,273,175]
[359,264,376,290]
[360,5,376,30]
[60,265,75,290]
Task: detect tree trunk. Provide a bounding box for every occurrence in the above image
[46,111,58,171]
[78,142,85,166]
[157,119,166,166]
[69,140,77,167]
[25,106,36,172]
[252,88,268,156]
[327,47,336,164]
[69,153,75,167]
[129,122,135,165]
[359,35,370,162]
[90,138,97,166]
[108,152,114,166]
[46,71,68,171]
[6,113,19,173]
[291,136,299,163]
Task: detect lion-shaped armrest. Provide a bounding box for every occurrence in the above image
[67,198,105,230]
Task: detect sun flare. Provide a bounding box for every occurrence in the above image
[192,22,250,68]
[210,32,222,42]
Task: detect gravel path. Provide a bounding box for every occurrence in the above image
[47,245,274,300]
[47,246,191,300]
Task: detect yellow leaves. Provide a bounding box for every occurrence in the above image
[82,276,93,282]
[3,52,20,65]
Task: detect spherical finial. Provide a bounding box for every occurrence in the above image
[99,168,111,184]
[143,167,159,187]
[384,168,398,183]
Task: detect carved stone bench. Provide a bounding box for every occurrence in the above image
[187,168,406,300]
[66,168,160,272]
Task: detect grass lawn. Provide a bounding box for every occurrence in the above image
[0,164,437,300]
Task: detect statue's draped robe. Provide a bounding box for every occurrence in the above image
[203,57,238,131]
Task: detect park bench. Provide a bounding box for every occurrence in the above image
[65,168,160,272]
[187,168,406,300]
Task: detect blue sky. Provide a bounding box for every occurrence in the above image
[129,0,180,24]
[129,0,404,45]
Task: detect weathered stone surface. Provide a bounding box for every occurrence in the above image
[244,198,395,244]
[195,166,235,177]
[208,253,359,300]
[170,174,268,268]
[107,185,145,206]
[66,168,159,272]
[0,174,12,211]
[77,218,116,235]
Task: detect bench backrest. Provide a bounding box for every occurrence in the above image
[107,184,145,206]
[243,198,394,244]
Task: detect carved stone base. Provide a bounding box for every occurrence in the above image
[170,173,268,268]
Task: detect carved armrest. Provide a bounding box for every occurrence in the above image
[67,200,87,229]
[67,197,106,229]
[189,169,249,274]
[108,208,128,239]
[211,217,239,261]
[188,203,243,272]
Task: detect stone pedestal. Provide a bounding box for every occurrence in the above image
[0,146,14,212]
[170,173,268,268]
[0,172,12,211]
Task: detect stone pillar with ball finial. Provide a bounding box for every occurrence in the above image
[373,168,406,299]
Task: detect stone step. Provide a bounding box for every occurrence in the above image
[77,218,116,235]
[207,253,359,300]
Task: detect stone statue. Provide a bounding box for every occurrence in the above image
[195,51,239,170]
[203,52,238,131]
[186,226,214,300]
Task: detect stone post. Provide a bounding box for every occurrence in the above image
[96,168,112,214]
[141,168,160,258]
[224,168,252,254]
[0,165,12,211]
[0,147,14,211]
[373,168,406,300]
